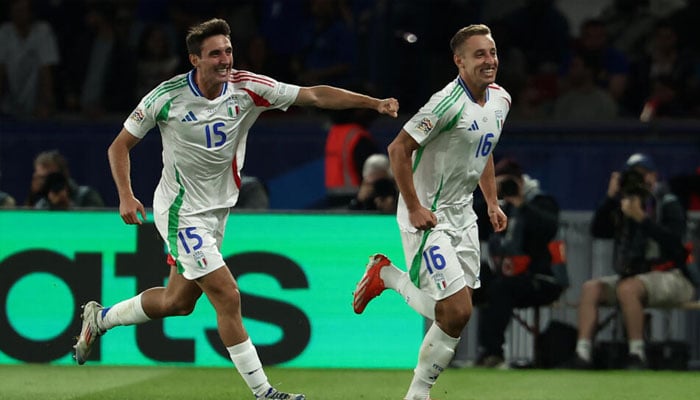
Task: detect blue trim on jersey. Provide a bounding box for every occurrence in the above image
[187,70,202,97]
[186,69,229,98]
[457,76,489,103]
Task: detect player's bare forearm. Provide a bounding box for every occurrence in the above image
[479,154,499,208]
[107,129,140,201]
[108,129,147,224]
[295,86,399,117]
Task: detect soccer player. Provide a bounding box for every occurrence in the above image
[352,24,510,400]
[73,18,398,400]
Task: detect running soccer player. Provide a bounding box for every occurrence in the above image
[73,18,398,400]
[352,24,510,400]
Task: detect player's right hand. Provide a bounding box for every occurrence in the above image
[409,207,437,231]
[119,196,147,225]
[378,98,399,118]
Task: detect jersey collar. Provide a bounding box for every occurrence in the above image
[187,69,229,98]
[457,76,488,104]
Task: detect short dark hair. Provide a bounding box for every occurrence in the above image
[450,24,491,54]
[185,18,231,56]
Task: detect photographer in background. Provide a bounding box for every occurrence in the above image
[567,153,694,369]
[473,158,562,368]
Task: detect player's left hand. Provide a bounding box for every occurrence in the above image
[377,98,399,118]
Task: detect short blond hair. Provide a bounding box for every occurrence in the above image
[450,24,492,54]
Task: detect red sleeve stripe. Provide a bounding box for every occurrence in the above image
[233,71,275,87]
[242,88,272,107]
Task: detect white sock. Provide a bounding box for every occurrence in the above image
[99,293,150,331]
[405,323,459,400]
[227,338,271,397]
[382,264,436,320]
[576,339,592,362]
[629,340,645,361]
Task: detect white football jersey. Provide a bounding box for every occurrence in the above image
[398,77,511,232]
[124,69,300,216]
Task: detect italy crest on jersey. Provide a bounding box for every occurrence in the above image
[225,95,240,118]
[495,109,504,130]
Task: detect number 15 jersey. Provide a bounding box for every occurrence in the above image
[123,69,300,216]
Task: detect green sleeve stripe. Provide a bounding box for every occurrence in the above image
[156,97,176,122]
[412,103,464,172]
[431,85,462,117]
[144,78,188,108]
[438,104,464,133]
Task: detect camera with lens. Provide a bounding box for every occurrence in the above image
[618,169,650,200]
[497,177,520,198]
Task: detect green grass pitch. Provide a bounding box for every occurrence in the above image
[1,364,699,400]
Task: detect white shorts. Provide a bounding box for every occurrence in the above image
[154,207,229,280]
[400,223,481,301]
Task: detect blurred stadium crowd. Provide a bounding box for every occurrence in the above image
[2,0,700,122]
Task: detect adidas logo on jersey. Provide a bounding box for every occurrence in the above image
[467,120,479,131]
[181,111,198,122]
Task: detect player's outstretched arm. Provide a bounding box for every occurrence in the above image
[295,85,399,117]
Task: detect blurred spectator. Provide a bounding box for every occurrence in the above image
[597,0,657,63]
[28,149,104,209]
[258,0,308,83]
[472,158,562,368]
[628,20,695,121]
[135,23,179,99]
[496,0,571,83]
[669,166,700,212]
[233,175,270,210]
[371,176,398,214]
[570,18,630,103]
[565,153,693,370]
[348,153,393,211]
[325,85,381,207]
[0,168,16,208]
[293,0,358,87]
[0,190,16,208]
[42,172,73,210]
[552,54,618,120]
[0,0,60,119]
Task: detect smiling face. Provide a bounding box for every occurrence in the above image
[189,34,233,98]
[454,33,498,94]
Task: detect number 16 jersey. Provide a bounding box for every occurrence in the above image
[398,77,511,233]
